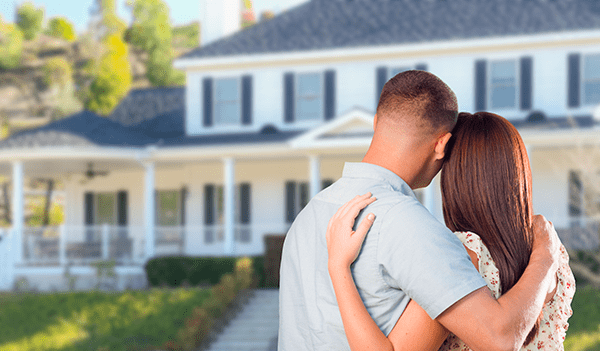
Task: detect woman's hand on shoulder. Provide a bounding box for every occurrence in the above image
[327,193,376,273]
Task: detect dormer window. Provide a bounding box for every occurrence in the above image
[296,73,323,121]
[214,78,240,125]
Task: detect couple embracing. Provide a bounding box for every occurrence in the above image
[278,70,575,351]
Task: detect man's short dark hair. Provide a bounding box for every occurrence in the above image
[376,70,458,134]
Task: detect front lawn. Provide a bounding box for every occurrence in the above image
[0,288,210,351]
[565,285,600,351]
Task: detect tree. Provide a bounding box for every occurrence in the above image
[47,17,76,42]
[89,0,127,39]
[128,0,184,86]
[85,33,132,115]
[16,2,44,41]
[0,18,24,69]
[241,0,256,29]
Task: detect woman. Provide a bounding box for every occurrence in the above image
[327,112,575,350]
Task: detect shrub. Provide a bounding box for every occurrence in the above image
[47,17,76,42]
[43,57,73,89]
[16,2,44,41]
[0,20,24,70]
[145,256,266,288]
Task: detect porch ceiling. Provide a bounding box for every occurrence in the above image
[0,158,144,179]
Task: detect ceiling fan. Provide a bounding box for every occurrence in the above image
[80,162,109,184]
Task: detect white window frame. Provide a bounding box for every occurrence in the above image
[213,77,241,126]
[295,72,324,122]
[488,59,519,110]
[582,53,600,106]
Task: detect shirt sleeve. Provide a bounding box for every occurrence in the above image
[376,198,487,319]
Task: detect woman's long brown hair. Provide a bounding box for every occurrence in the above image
[440,112,539,345]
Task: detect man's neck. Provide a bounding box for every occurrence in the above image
[362,146,418,189]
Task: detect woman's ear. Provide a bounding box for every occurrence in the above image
[434,132,452,160]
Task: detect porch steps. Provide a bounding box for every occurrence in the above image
[205,289,279,351]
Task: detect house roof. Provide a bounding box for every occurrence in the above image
[0,88,305,150]
[179,0,600,61]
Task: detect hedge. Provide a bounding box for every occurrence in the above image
[145,256,267,288]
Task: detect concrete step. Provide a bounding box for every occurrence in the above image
[205,288,279,351]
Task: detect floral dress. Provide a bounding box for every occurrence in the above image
[440,231,575,351]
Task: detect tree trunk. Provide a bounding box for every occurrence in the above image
[3,182,10,225]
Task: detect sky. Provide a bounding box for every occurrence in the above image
[0,0,310,31]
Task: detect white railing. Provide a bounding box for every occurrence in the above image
[19,223,291,266]
[557,217,600,251]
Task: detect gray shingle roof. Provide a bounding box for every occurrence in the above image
[0,89,305,150]
[179,0,600,60]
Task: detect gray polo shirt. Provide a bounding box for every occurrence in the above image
[278,162,486,351]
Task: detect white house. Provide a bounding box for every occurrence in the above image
[0,0,599,291]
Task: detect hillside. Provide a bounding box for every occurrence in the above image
[0,22,199,135]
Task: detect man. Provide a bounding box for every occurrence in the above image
[278,70,559,350]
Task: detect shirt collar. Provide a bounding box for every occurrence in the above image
[342,162,415,196]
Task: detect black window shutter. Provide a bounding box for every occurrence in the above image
[415,63,428,71]
[84,192,95,225]
[284,73,295,123]
[180,187,187,226]
[203,77,213,127]
[240,183,251,224]
[520,57,533,111]
[321,179,334,190]
[568,53,581,108]
[204,184,215,225]
[285,181,296,223]
[376,66,388,107]
[117,191,128,226]
[242,75,253,125]
[299,182,309,208]
[475,60,487,111]
[324,70,336,120]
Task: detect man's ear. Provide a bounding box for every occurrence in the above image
[373,114,378,131]
[434,132,452,160]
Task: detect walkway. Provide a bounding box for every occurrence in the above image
[206,289,279,351]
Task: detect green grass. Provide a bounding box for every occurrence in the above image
[565,285,600,351]
[0,288,210,351]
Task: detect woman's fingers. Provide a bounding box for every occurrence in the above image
[354,213,376,241]
[338,193,373,218]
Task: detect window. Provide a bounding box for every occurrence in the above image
[389,66,411,79]
[285,179,334,223]
[489,60,517,109]
[156,190,180,226]
[204,184,251,243]
[583,54,600,105]
[96,193,116,225]
[569,170,600,222]
[296,73,323,122]
[203,76,252,127]
[214,78,240,126]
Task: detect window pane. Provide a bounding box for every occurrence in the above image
[158,191,179,226]
[296,73,322,121]
[490,61,516,108]
[214,78,240,125]
[584,55,600,104]
[96,193,116,225]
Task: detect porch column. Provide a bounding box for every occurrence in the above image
[12,161,24,263]
[144,162,155,260]
[309,155,321,199]
[223,157,235,255]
